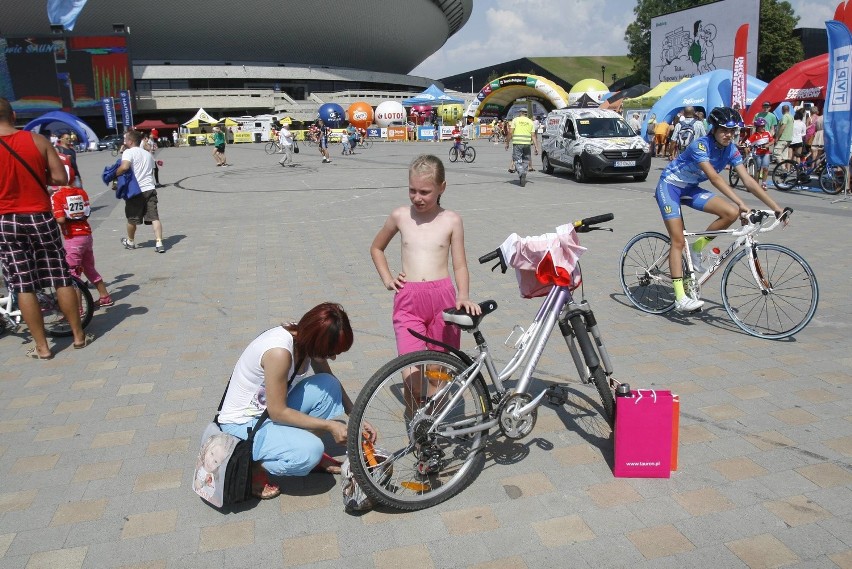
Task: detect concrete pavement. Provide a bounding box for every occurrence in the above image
[1,138,850,568]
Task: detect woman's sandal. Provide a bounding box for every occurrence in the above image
[73,333,95,350]
[25,348,54,360]
[312,452,343,474]
[251,467,281,499]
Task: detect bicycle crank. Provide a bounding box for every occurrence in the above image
[497,393,537,440]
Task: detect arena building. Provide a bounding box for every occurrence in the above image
[3,0,472,121]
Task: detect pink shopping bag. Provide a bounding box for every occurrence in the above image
[614,389,673,478]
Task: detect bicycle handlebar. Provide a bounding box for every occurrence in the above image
[732,208,792,237]
[478,213,614,272]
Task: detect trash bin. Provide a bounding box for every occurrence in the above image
[188,136,197,146]
[254,133,262,143]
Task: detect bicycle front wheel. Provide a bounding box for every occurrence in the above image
[448,147,459,163]
[771,161,799,191]
[361,139,373,149]
[721,244,818,339]
[264,141,278,155]
[346,350,491,511]
[729,165,741,188]
[819,164,847,195]
[463,146,476,163]
[620,232,676,314]
[42,276,94,338]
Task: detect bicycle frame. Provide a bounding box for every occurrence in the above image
[0,286,22,328]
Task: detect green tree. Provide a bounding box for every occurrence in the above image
[625,0,803,85]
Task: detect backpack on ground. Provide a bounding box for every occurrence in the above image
[676,119,696,150]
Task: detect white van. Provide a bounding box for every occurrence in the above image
[541,108,652,182]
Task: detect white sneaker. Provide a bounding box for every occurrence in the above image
[689,249,705,273]
[675,296,704,312]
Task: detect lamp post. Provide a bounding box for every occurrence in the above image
[470,76,474,96]
[601,65,606,82]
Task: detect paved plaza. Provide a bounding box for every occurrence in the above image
[1,138,851,568]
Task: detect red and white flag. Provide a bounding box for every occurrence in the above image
[731,24,749,111]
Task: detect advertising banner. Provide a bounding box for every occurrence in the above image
[417,126,436,140]
[824,20,852,167]
[731,24,749,111]
[119,90,133,128]
[367,127,381,138]
[650,0,759,87]
[101,96,116,130]
[387,126,407,141]
[0,35,131,116]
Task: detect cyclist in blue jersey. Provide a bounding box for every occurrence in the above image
[655,106,786,312]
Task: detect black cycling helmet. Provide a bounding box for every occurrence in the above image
[708,106,743,130]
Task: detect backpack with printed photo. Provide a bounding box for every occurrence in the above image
[676,119,697,151]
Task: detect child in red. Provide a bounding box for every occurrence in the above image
[451,125,462,153]
[50,154,114,308]
[747,117,774,189]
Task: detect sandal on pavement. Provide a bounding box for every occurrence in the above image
[251,467,280,499]
[26,348,54,360]
[312,452,343,474]
[73,333,95,349]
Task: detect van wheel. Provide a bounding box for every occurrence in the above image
[574,159,586,183]
[542,154,554,174]
[634,172,648,182]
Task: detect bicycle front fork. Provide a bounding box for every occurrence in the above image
[558,300,614,381]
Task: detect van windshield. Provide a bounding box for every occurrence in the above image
[576,118,636,138]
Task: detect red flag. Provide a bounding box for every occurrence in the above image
[731,24,749,111]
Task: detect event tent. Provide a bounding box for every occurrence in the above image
[23,111,99,148]
[742,55,827,124]
[181,108,219,129]
[599,84,651,111]
[402,84,465,105]
[568,93,601,108]
[622,80,683,110]
[134,119,179,130]
[641,70,768,132]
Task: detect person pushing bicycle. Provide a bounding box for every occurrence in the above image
[654,106,787,312]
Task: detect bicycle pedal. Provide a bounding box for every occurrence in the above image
[545,384,570,406]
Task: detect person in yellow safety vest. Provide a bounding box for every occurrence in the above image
[505,108,540,185]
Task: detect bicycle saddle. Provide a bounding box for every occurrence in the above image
[442,300,498,330]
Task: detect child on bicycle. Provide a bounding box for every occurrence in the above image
[50,153,114,308]
[451,125,462,153]
[747,117,774,189]
[654,106,786,312]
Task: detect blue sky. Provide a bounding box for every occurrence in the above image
[411,0,834,80]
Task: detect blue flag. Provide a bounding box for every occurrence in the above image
[46,0,89,31]
[825,20,852,167]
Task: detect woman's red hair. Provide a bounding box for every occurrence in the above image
[291,302,353,358]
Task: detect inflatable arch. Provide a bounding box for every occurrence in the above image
[466,74,570,119]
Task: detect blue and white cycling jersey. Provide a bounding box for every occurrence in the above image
[661,135,743,187]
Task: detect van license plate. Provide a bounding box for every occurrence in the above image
[614,160,635,167]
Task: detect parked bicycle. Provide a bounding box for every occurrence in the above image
[448,141,476,163]
[346,214,618,511]
[620,209,817,339]
[771,153,847,195]
[1,276,94,339]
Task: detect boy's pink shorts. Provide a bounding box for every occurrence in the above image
[392,277,460,355]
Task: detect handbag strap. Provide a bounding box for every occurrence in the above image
[0,135,51,197]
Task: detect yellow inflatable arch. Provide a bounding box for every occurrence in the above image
[467,74,570,119]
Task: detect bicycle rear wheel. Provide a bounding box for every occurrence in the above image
[463,146,476,163]
[42,276,94,338]
[819,164,847,195]
[721,244,818,339]
[620,232,677,313]
[771,160,799,191]
[346,350,491,511]
[360,139,373,149]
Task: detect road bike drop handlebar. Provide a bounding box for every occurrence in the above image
[477,213,615,273]
[732,207,793,238]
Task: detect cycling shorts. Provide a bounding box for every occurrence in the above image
[654,180,714,220]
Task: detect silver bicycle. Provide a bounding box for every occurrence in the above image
[620,209,818,339]
[346,214,618,511]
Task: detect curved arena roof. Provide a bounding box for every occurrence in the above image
[5,0,472,74]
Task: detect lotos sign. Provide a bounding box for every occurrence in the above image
[374,101,406,127]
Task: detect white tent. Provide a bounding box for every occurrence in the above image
[181,108,219,129]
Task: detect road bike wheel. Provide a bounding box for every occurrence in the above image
[448,147,459,163]
[620,232,677,314]
[42,276,94,338]
[346,350,491,511]
[729,165,741,188]
[463,146,476,163]
[771,160,799,191]
[819,164,847,195]
[721,244,818,339]
[264,141,278,155]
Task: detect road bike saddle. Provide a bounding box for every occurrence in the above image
[442,300,498,330]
